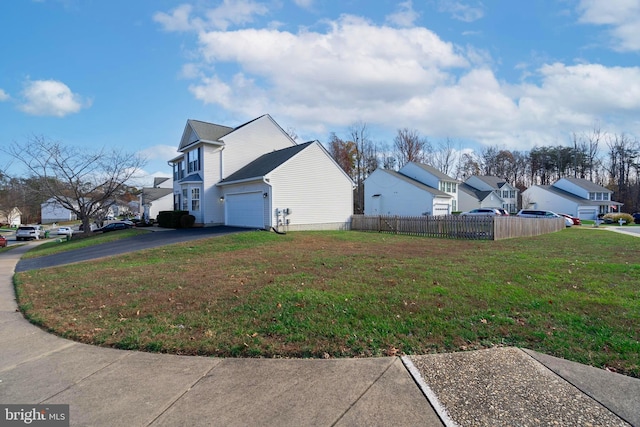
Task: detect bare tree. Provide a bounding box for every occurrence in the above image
[431,137,458,175]
[393,128,430,168]
[4,136,146,232]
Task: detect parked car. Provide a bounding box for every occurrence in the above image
[461,208,501,216]
[56,226,73,236]
[558,213,581,225]
[633,212,640,224]
[516,209,572,227]
[15,225,46,241]
[0,235,7,247]
[492,208,510,216]
[97,222,132,233]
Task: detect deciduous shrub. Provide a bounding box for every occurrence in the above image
[602,213,635,225]
[157,210,188,228]
[180,214,196,228]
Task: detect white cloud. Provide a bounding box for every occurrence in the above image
[0,89,9,101]
[154,4,194,32]
[164,8,640,151]
[438,0,484,23]
[154,0,269,32]
[386,1,419,28]
[577,0,640,52]
[18,79,88,117]
[139,144,181,162]
[293,0,314,10]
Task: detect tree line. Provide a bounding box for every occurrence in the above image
[328,124,640,214]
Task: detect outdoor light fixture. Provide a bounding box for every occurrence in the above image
[219,196,224,202]
[263,193,268,198]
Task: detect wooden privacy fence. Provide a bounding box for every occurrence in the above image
[350,215,565,240]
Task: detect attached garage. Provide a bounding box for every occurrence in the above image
[225,192,265,228]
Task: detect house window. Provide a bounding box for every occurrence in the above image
[589,192,595,200]
[187,147,201,174]
[509,190,515,198]
[174,193,180,211]
[182,189,188,210]
[452,200,457,211]
[603,193,609,201]
[503,190,509,198]
[173,161,185,180]
[596,193,603,201]
[439,182,456,193]
[191,188,200,211]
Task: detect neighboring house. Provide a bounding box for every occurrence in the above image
[363,162,456,216]
[169,114,354,230]
[41,198,77,224]
[458,176,519,213]
[0,207,22,227]
[522,177,622,220]
[139,177,173,221]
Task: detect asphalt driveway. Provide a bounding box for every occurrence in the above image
[15,226,250,272]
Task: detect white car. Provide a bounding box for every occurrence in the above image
[56,226,73,236]
[516,209,572,227]
[16,225,46,241]
[461,208,501,216]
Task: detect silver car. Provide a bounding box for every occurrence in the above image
[16,225,46,241]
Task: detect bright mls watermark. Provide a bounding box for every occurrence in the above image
[1,405,69,426]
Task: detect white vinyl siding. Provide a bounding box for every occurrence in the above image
[268,143,353,227]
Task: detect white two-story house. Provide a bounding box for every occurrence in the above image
[458,176,519,214]
[364,162,457,216]
[169,115,354,230]
[522,177,622,220]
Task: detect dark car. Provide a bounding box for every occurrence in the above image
[97,222,132,233]
[634,213,640,224]
[0,235,7,248]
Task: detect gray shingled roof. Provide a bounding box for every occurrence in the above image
[410,163,457,182]
[474,175,508,189]
[458,183,494,202]
[558,177,612,193]
[378,169,452,198]
[141,187,173,204]
[179,173,203,184]
[179,120,234,151]
[219,142,314,184]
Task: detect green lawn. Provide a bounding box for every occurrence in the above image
[14,227,640,377]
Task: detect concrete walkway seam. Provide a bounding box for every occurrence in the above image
[401,355,457,427]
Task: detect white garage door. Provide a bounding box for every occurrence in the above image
[434,204,450,215]
[226,192,265,228]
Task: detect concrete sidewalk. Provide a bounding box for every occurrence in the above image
[2,242,638,426]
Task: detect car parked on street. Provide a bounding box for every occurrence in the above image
[461,208,501,216]
[16,225,46,241]
[516,209,572,227]
[56,226,73,236]
[97,222,132,233]
[558,213,581,225]
[0,235,7,247]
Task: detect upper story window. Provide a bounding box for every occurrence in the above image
[173,160,185,181]
[603,193,609,201]
[439,181,457,193]
[589,192,595,200]
[187,147,202,174]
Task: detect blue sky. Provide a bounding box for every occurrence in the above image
[1,0,639,185]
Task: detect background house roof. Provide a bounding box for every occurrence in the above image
[472,175,509,189]
[219,142,314,184]
[558,177,612,193]
[377,169,452,198]
[153,177,170,187]
[409,162,457,182]
[458,183,495,202]
[141,187,172,204]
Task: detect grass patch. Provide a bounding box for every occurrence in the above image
[20,229,151,259]
[14,228,640,377]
